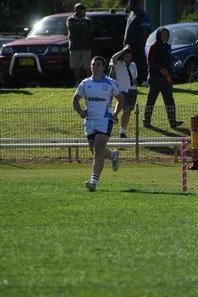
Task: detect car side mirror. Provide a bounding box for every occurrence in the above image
[14,25,30,36]
[23,28,30,36]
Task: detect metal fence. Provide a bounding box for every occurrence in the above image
[0,105,197,163]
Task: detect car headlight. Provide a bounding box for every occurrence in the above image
[174,60,183,69]
[47,45,68,54]
[0,46,13,55]
[172,55,183,67]
[47,45,60,53]
[60,46,68,54]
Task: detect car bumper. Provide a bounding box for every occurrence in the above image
[0,53,68,78]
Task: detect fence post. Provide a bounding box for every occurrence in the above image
[135,103,139,162]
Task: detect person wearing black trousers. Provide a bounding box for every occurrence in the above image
[124,0,150,86]
[143,27,183,129]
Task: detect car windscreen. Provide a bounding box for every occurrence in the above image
[92,15,127,38]
[146,24,198,49]
[28,16,67,37]
[170,26,198,45]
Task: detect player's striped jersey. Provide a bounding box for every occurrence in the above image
[76,75,120,119]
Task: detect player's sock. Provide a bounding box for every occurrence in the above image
[111,150,119,171]
[86,174,99,192]
[90,174,99,185]
[110,150,116,160]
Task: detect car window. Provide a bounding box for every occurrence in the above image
[170,27,197,45]
[92,15,127,38]
[28,16,67,37]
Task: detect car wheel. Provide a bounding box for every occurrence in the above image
[182,59,198,83]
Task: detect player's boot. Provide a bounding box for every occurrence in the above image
[112,149,119,171]
[85,181,96,192]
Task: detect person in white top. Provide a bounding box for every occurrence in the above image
[73,56,124,192]
[111,45,137,138]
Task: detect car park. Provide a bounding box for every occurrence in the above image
[0,36,19,86]
[145,22,198,82]
[0,18,26,87]
[0,10,128,88]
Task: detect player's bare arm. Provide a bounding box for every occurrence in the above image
[73,94,86,118]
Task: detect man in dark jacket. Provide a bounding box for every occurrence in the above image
[124,0,150,85]
[143,27,183,129]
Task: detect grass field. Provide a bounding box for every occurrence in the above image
[0,163,198,297]
[1,83,198,162]
[0,83,197,108]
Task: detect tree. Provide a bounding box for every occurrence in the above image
[0,0,127,29]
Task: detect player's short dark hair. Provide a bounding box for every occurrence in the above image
[91,56,106,66]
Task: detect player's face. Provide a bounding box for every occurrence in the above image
[91,59,105,76]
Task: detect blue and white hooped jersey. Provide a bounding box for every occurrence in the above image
[76,75,120,119]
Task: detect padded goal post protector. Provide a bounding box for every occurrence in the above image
[188,115,198,170]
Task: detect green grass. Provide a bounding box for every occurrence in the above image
[0,163,198,297]
[0,83,197,108]
[0,83,197,161]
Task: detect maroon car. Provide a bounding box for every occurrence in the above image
[0,10,128,88]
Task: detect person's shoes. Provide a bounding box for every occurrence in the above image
[170,121,184,128]
[188,161,198,170]
[140,81,148,87]
[85,181,96,192]
[112,150,119,172]
[120,133,127,138]
[143,122,153,129]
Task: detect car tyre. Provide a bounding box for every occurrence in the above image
[182,59,198,83]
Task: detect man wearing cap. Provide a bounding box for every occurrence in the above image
[67,3,93,85]
[124,0,150,86]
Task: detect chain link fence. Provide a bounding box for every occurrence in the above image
[0,105,197,163]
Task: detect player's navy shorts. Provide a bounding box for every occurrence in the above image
[84,118,113,139]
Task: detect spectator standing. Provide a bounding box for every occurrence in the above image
[124,0,150,86]
[143,28,183,129]
[111,45,137,138]
[73,56,124,192]
[67,3,93,85]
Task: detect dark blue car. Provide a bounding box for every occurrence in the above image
[145,22,198,83]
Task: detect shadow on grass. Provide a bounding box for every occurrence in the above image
[173,87,198,96]
[0,89,32,95]
[148,125,190,137]
[174,127,191,135]
[137,89,147,95]
[6,163,27,169]
[144,145,191,157]
[121,188,193,196]
[141,125,191,157]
